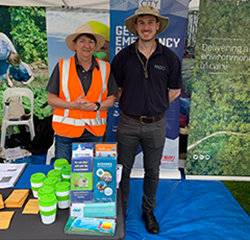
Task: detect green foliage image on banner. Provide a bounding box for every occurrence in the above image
[0,6,50,127]
[186,0,250,177]
[8,6,48,65]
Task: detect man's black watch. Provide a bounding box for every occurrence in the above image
[94,102,101,112]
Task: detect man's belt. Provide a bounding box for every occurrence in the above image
[123,112,165,124]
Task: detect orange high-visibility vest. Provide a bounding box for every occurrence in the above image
[52,56,110,138]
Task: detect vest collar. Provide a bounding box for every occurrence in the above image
[74,54,100,71]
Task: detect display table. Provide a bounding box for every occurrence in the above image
[0,164,125,240]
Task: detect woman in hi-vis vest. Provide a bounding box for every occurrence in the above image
[46,24,119,163]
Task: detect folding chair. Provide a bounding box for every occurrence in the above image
[0,87,35,149]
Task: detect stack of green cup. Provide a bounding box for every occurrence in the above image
[61,164,71,182]
[38,194,57,225]
[30,173,46,198]
[55,181,70,209]
[47,169,62,182]
[38,186,55,199]
[43,177,58,189]
[54,158,69,170]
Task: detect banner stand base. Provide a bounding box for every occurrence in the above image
[131,169,181,179]
[185,175,250,181]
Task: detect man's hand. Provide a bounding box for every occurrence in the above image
[114,88,123,101]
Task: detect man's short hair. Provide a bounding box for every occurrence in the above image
[134,15,159,24]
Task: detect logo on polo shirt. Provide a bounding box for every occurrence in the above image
[154,65,165,70]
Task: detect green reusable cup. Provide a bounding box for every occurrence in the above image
[47,169,62,182]
[61,164,71,182]
[38,194,57,224]
[30,172,46,198]
[55,181,70,209]
[54,158,69,170]
[43,177,58,189]
[38,186,55,199]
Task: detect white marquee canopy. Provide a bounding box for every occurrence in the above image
[0,0,199,11]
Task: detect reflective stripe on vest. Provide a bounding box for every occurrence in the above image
[96,60,106,120]
[62,58,70,119]
[53,115,106,126]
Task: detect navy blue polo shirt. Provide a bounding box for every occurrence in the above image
[111,39,183,117]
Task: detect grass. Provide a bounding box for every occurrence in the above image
[222,181,250,216]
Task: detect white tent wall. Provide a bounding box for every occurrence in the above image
[0,0,110,9]
[0,0,199,11]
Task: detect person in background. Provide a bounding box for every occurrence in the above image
[86,20,110,62]
[6,52,34,87]
[111,5,183,234]
[0,32,16,80]
[46,24,118,163]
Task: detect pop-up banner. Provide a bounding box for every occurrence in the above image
[108,0,189,178]
[186,0,250,180]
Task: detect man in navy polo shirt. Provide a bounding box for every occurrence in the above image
[111,5,183,234]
